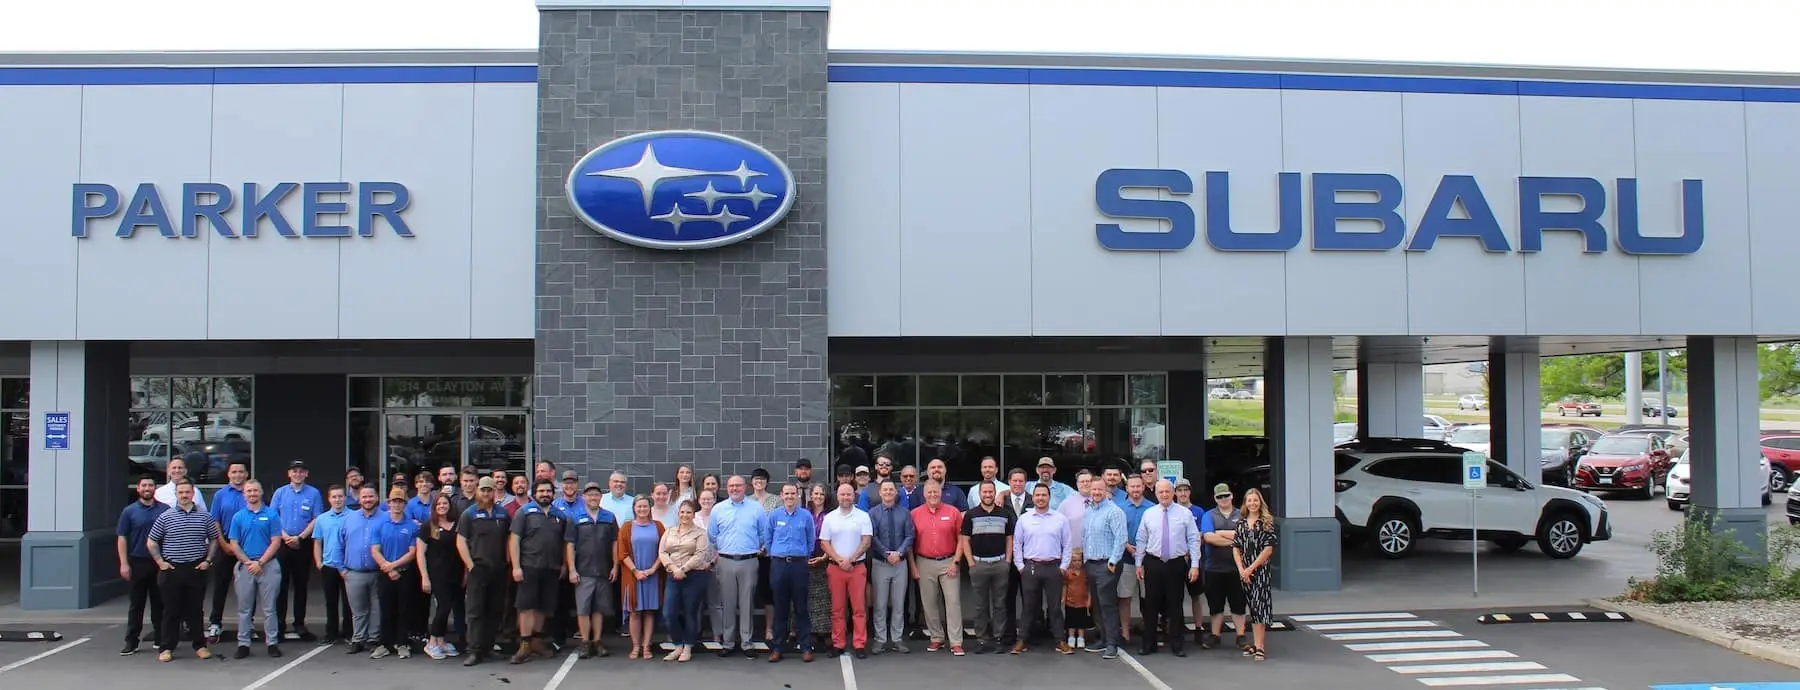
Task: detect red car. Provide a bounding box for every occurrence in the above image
[1760,431,1800,492]
[1573,433,1675,499]
[1555,399,1602,417]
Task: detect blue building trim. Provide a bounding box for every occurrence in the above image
[0,65,538,86]
[826,64,1800,103]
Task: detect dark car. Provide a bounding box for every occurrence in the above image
[1538,425,1603,487]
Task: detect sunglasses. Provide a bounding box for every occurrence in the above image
[1215,494,1232,500]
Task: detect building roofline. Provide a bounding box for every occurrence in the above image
[0,49,538,67]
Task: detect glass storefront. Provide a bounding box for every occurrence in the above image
[128,376,255,486]
[1,377,26,538]
[830,373,1168,482]
[348,376,531,489]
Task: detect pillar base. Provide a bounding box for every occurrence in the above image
[19,529,120,610]
[1275,517,1341,592]
[1689,506,1770,562]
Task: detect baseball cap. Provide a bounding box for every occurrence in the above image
[561,470,579,482]
[794,458,812,469]
[1175,478,1191,489]
[854,465,870,475]
[477,477,496,490]
[583,482,603,494]
[287,460,308,470]
[1036,457,1056,468]
[1213,483,1233,497]
[835,464,854,476]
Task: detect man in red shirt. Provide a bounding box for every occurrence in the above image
[910,480,965,654]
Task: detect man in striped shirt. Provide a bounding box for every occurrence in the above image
[147,479,221,663]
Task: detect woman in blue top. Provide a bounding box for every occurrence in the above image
[619,496,665,659]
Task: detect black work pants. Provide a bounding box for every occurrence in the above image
[158,563,209,652]
[207,547,235,627]
[1018,561,1064,641]
[125,556,164,648]
[274,539,312,634]
[429,567,464,638]
[376,568,419,650]
[1140,555,1189,653]
[319,565,353,639]
[466,565,507,654]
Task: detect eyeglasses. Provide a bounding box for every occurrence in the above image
[1215,494,1232,500]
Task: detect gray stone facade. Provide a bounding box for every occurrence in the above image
[533,9,830,491]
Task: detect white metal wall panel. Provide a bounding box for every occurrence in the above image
[468,83,538,339]
[0,87,81,340]
[1746,102,1800,335]
[1632,99,1752,336]
[824,83,903,337]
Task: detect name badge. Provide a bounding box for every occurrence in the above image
[302,504,312,512]
[940,515,950,521]
[776,521,787,528]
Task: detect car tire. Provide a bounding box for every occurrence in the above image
[1771,467,1792,493]
[1492,537,1528,553]
[1370,511,1418,560]
[1536,512,1586,559]
[1667,499,1683,511]
[1639,477,1656,500]
[1764,492,1773,507]
[1558,408,1568,417]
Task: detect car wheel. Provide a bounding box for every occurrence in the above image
[1558,408,1568,417]
[1667,499,1683,511]
[1536,512,1586,559]
[1371,512,1418,559]
[1764,491,1773,507]
[1639,477,1656,500]
[1492,536,1529,553]
[1772,467,1792,493]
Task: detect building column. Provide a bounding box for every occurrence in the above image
[1487,337,1543,485]
[1264,336,1339,592]
[1685,336,1766,556]
[1356,350,1424,439]
[21,340,131,609]
[1167,369,1208,486]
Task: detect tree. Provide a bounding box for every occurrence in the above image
[1759,343,1800,400]
[1539,351,1688,405]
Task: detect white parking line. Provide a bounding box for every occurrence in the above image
[839,653,857,690]
[1391,661,1547,674]
[242,643,332,690]
[1345,640,1489,652]
[543,653,579,690]
[1324,630,1463,641]
[1117,651,1175,690]
[1365,650,1517,663]
[0,637,89,674]
[1290,612,1418,623]
[1416,673,1582,687]
[1308,620,1442,631]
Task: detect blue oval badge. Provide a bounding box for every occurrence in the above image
[564,130,797,250]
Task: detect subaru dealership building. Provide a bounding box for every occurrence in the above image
[1,0,1794,608]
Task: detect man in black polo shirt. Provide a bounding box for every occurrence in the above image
[118,475,169,656]
[509,480,567,664]
[456,477,511,667]
[960,482,1015,655]
[564,482,619,659]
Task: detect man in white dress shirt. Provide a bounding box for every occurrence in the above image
[156,454,209,512]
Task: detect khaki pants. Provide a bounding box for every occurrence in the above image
[915,556,963,646]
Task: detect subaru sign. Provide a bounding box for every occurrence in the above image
[1095,170,1703,255]
[72,182,414,239]
[565,130,796,250]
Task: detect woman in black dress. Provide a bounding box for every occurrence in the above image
[1232,488,1278,662]
[415,493,465,660]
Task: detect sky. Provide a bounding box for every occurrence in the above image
[2,0,1797,75]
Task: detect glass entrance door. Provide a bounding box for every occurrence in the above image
[379,412,530,488]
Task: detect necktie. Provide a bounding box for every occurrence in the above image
[1161,508,1171,559]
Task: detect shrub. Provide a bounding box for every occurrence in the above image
[1623,514,1800,603]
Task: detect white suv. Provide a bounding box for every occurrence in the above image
[1334,439,1612,559]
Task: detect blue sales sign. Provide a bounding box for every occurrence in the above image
[43,412,70,450]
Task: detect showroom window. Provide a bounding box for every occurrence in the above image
[829,373,1168,483]
[128,377,255,486]
[348,376,531,490]
[1,377,27,539]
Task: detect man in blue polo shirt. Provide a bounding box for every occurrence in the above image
[206,460,251,642]
[272,460,323,642]
[117,475,169,656]
[227,479,284,659]
[306,485,353,645]
[341,485,383,654]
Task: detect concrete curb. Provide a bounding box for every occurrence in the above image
[1587,598,1800,671]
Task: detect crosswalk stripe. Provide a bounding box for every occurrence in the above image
[1392,661,1547,674]
[1345,640,1490,652]
[1290,612,1418,623]
[1366,650,1517,663]
[1309,620,1442,631]
[1416,673,1582,687]
[1325,630,1463,641]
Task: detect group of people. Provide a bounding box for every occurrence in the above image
[114,452,1281,668]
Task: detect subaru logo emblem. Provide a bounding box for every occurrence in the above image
[564,130,797,250]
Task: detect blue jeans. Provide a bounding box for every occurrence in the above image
[770,558,811,652]
[666,571,711,646]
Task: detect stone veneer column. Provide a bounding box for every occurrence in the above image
[532,0,830,490]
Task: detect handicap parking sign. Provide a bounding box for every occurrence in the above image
[1461,451,1485,489]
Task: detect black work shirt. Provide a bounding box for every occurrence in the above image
[961,504,1016,559]
[457,504,512,569]
[563,507,620,577]
[510,502,567,571]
